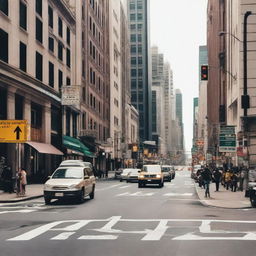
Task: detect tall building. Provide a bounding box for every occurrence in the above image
[175,89,184,152]
[192,97,199,147]
[127,0,152,141]
[151,46,166,155]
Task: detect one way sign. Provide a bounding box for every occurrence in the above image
[0,120,28,143]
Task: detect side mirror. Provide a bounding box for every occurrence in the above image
[84,175,90,180]
[138,170,141,173]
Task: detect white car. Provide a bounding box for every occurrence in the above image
[43,166,96,204]
[120,169,134,182]
[59,160,93,169]
[127,169,141,183]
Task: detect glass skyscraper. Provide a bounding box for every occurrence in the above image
[128,0,152,141]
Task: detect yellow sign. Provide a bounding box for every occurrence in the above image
[0,120,28,143]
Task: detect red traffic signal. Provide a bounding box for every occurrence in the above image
[201,65,208,81]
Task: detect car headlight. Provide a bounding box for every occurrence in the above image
[44,184,52,190]
[139,175,144,178]
[69,184,80,189]
[156,174,161,178]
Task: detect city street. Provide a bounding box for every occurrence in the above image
[1,167,256,256]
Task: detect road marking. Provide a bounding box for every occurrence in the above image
[7,217,256,241]
[0,209,36,214]
[96,184,121,191]
[119,186,130,189]
[51,232,76,240]
[116,192,155,197]
[164,193,193,197]
[78,235,118,240]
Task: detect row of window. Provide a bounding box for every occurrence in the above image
[130,24,143,30]
[129,1,143,11]
[130,34,142,43]
[89,0,105,28]
[131,57,143,65]
[131,79,143,89]
[131,69,143,77]
[131,45,143,54]
[89,16,102,47]
[131,91,144,103]
[89,41,103,67]
[130,13,143,21]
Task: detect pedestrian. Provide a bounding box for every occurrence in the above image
[1,166,13,193]
[16,168,22,196]
[225,170,232,190]
[239,168,245,191]
[213,168,222,192]
[231,171,238,192]
[20,168,27,196]
[201,167,212,198]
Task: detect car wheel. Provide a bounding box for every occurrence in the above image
[168,177,172,182]
[120,179,123,182]
[44,197,51,205]
[138,182,142,188]
[126,180,129,183]
[78,189,85,203]
[89,185,95,200]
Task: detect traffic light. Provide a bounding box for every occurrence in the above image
[201,65,208,81]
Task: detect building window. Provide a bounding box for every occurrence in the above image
[66,48,70,68]
[138,80,143,88]
[58,69,63,89]
[19,1,27,30]
[0,29,8,63]
[131,92,136,102]
[130,24,136,30]
[58,41,63,61]
[131,79,136,89]
[66,76,71,86]
[19,42,26,72]
[138,57,143,65]
[48,62,54,87]
[138,69,143,77]
[35,52,43,81]
[58,17,63,37]
[130,14,136,21]
[137,2,143,9]
[138,45,142,54]
[131,57,136,65]
[67,27,70,45]
[48,6,53,28]
[48,37,54,52]
[36,17,43,43]
[36,0,42,16]
[138,91,143,102]
[137,13,143,20]
[131,69,137,77]
[31,103,42,128]
[0,0,8,15]
[130,34,136,42]
[138,34,142,42]
[137,24,143,30]
[130,45,136,54]
[82,59,85,78]
[129,3,135,10]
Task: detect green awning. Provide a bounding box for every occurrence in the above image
[63,136,93,156]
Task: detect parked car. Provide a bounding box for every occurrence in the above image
[138,165,164,188]
[127,169,141,183]
[161,166,172,182]
[115,168,123,179]
[43,166,96,205]
[120,169,133,182]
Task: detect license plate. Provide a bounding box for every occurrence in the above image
[147,179,152,182]
[55,193,63,197]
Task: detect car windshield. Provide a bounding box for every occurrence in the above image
[52,168,83,179]
[143,166,161,173]
[162,167,170,172]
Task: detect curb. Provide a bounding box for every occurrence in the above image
[194,181,251,209]
[0,195,43,203]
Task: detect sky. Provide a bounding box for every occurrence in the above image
[150,0,208,153]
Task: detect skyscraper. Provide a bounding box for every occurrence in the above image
[128,0,152,141]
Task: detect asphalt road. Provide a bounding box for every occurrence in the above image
[1,167,256,256]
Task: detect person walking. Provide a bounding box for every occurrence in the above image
[213,168,222,192]
[20,168,27,196]
[201,167,212,198]
[1,166,13,193]
[231,171,238,192]
[225,170,232,190]
[16,168,22,196]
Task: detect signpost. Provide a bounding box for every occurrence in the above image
[0,120,28,143]
[219,126,236,153]
[61,86,80,106]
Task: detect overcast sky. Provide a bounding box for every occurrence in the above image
[150,0,208,153]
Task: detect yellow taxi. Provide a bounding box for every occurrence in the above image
[138,165,164,188]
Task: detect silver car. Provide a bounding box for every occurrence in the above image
[127,169,141,183]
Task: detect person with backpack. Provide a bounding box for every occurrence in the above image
[201,167,212,198]
[213,168,222,192]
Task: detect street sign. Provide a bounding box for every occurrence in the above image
[219,126,236,152]
[0,120,28,143]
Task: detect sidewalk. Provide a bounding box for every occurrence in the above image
[0,184,44,203]
[195,182,251,209]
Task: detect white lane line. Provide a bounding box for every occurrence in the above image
[142,220,169,241]
[51,232,76,240]
[78,235,118,240]
[164,193,193,197]
[96,184,121,191]
[116,192,155,197]
[0,209,36,214]
[119,186,130,189]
